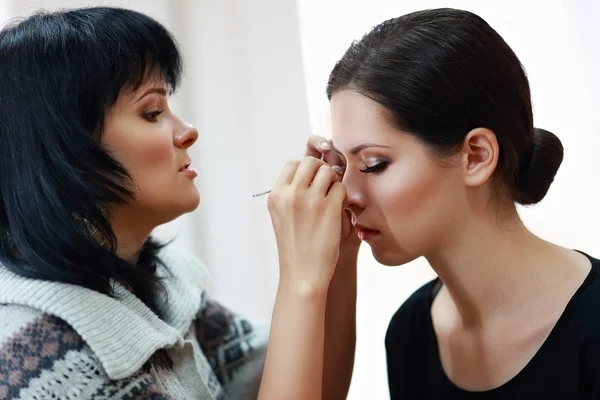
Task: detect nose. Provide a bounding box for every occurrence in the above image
[174,121,198,149]
[342,170,367,215]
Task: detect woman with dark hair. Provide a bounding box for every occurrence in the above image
[271,6,600,399]
[0,6,356,400]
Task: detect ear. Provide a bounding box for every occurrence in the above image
[459,128,499,188]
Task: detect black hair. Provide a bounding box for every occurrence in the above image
[327,8,563,205]
[0,7,183,313]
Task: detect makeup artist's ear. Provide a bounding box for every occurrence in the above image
[460,127,499,187]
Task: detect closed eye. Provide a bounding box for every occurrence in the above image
[144,110,164,122]
[360,161,388,174]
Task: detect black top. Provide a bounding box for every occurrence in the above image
[386,252,600,399]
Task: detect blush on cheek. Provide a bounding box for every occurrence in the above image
[102,115,174,174]
[383,162,440,214]
[136,140,173,170]
[379,161,455,252]
[127,137,178,209]
[112,138,174,192]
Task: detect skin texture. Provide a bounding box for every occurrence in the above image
[330,89,591,391]
[102,78,200,262]
[101,78,356,400]
[306,136,359,400]
[260,156,351,400]
[330,90,466,267]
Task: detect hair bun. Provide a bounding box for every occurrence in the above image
[514,128,564,205]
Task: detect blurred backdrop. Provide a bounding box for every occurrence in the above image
[2,1,598,398]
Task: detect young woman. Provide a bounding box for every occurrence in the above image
[0,7,355,400]
[273,7,599,399]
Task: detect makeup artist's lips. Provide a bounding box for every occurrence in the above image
[354,224,381,241]
[179,160,197,178]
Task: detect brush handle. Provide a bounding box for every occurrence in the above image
[252,189,272,197]
[252,165,344,198]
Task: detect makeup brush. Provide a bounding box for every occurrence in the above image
[252,189,272,198]
[252,165,345,197]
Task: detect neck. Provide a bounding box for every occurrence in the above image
[426,208,571,327]
[109,210,154,264]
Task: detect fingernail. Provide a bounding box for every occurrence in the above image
[320,141,331,150]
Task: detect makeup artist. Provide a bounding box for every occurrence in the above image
[0,7,355,400]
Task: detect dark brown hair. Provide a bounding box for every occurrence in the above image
[327,8,563,205]
[0,7,181,314]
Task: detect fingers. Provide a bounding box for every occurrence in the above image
[274,160,300,187]
[292,157,326,188]
[327,182,347,213]
[305,135,347,175]
[311,164,340,195]
[275,157,345,201]
[305,135,332,159]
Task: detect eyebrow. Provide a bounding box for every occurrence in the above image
[332,143,391,156]
[134,87,169,103]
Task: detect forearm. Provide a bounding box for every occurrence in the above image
[323,251,358,400]
[258,278,329,400]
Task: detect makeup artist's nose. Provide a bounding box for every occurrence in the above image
[174,122,198,149]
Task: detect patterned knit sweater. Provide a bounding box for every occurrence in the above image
[0,246,269,399]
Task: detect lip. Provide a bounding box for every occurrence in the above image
[179,160,197,178]
[179,160,192,171]
[354,224,381,241]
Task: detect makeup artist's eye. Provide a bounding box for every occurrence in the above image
[143,110,164,122]
[360,161,389,174]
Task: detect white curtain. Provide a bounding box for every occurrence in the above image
[168,0,311,322]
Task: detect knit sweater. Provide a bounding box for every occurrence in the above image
[0,246,269,399]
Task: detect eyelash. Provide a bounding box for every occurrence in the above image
[144,110,164,122]
[360,161,388,174]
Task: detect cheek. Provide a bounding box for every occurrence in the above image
[101,120,176,203]
[381,159,439,209]
[109,132,173,175]
[123,136,177,208]
[134,139,173,171]
[376,158,460,238]
[126,139,174,199]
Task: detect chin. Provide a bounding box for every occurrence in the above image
[159,192,201,223]
[369,245,418,267]
[176,198,201,218]
[177,185,201,210]
[185,190,201,211]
